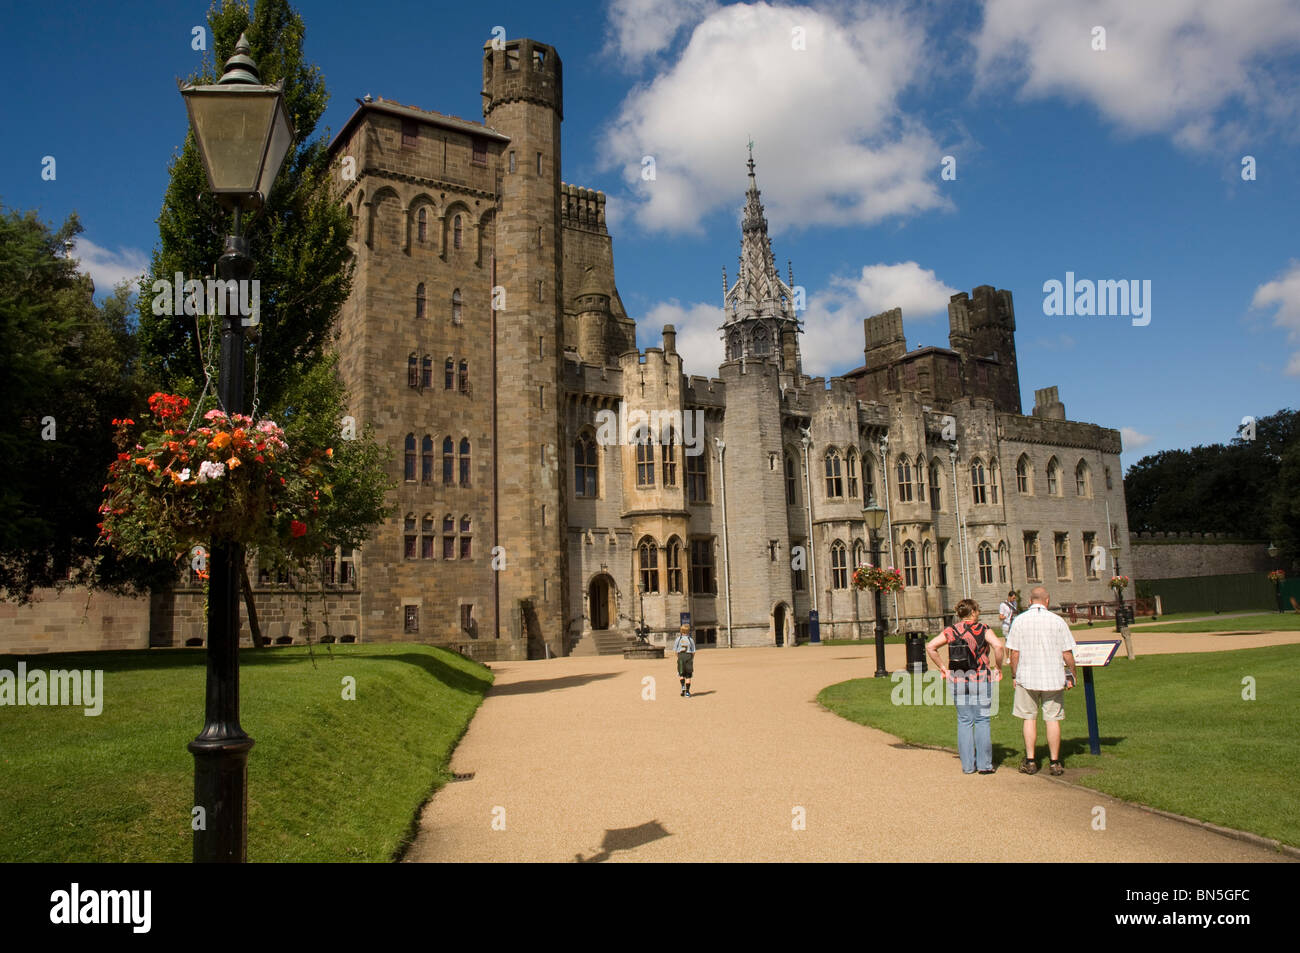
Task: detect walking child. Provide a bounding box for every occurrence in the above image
[673,624,696,697]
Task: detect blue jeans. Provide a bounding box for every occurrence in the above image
[955,682,993,772]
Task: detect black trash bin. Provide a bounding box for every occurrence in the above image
[905,631,928,674]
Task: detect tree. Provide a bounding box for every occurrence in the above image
[0,207,152,602]
[129,0,392,631]
[1270,440,1300,572]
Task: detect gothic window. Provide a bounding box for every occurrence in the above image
[459,438,471,486]
[896,457,913,502]
[415,283,426,319]
[1017,454,1032,494]
[404,434,416,482]
[443,437,454,485]
[445,358,454,390]
[460,515,472,560]
[752,325,771,355]
[687,450,708,503]
[785,452,797,505]
[452,289,463,325]
[922,541,933,586]
[1055,532,1070,579]
[1075,460,1090,497]
[929,461,942,510]
[978,542,993,584]
[417,207,427,243]
[636,442,655,487]
[971,457,987,504]
[990,459,1000,504]
[824,450,843,498]
[1083,531,1098,579]
[408,354,419,389]
[403,513,416,559]
[852,539,865,573]
[1047,457,1061,496]
[727,329,742,361]
[1105,466,1113,490]
[472,140,487,166]
[401,120,418,148]
[421,355,432,389]
[661,431,678,487]
[453,215,463,250]
[831,541,848,589]
[421,435,433,483]
[902,541,917,587]
[575,434,597,498]
[666,537,683,593]
[638,537,660,593]
[1024,532,1041,582]
[997,541,1009,583]
[421,514,434,559]
[938,540,949,586]
[458,359,469,393]
[863,456,875,505]
[846,451,858,499]
[443,514,455,559]
[690,537,716,594]
[791,538,807,591]
[915,455,926,502]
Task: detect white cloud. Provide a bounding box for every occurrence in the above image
[600,1,949,234]
[638,261,956,379]
[973,0,1300,149]
[605,0,719,67]
[69,237,148,297]
[1121,426,1153,452]
[1252,260,1300,376]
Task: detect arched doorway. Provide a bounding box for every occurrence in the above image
[588,575,615,630]
[773,602,789,646]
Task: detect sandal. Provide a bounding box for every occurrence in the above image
[1050,760,1064,776]
[1019,759,1039,775]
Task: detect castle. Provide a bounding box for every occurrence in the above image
[312,36,1132,661]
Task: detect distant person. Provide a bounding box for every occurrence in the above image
[926,599,1004,775]
[998,591,1018,649]
[673,624,696,697]
[1006,587,1078,776]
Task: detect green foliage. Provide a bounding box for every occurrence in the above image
[1270,440,1300,571]
[0,207,154,602]
[1124,408,1299,540]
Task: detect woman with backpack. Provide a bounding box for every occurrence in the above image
[925,599,1005,774]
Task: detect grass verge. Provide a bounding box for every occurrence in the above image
[0,643,492,862]
[818,645,1300,847]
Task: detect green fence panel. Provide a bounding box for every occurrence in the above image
[1136,572,1276,615]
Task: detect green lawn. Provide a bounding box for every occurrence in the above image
[0,643,492,862]
[1130,613,1300,633]
[818,645,1300,847]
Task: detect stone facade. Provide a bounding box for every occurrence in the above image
[1130,534,1271,580]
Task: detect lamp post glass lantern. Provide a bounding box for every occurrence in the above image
[180,33,294,864]
[863,504,888,677]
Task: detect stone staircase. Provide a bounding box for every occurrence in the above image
[570,626,642,656]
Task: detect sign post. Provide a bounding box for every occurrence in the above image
[1073,640,1122,755]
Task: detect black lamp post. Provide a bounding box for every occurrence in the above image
[637,582,649,642]
[1109,544,1123,633]
[864,504,888,677]
[180,34,294,863]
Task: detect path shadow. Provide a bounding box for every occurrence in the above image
[574,820,670,863]
[1058,736,1125,758]
[488,671,619,697]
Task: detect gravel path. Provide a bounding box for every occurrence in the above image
[404,637,1297,863]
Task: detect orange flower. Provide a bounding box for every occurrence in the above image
[134,457,151,467]
[227,456,242,470]
[326,447,333,458]
[210,432,232,450]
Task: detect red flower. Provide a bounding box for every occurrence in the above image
[290,520,308,538]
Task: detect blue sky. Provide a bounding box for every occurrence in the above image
[4,0,1299,471]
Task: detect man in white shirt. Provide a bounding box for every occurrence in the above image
[1006,587,1078,776]
[998,591,1017,643]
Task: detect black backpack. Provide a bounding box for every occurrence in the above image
[947,622,987,672]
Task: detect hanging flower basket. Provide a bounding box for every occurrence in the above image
[1108,575,1130,592]
[98,393,335,566]
[1268,569,1286,584]
[853,564,904,592]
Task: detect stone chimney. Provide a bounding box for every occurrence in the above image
[1032,385,1066,420]
[662,324,676,355]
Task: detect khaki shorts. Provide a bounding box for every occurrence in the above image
[1013,685,1064,721]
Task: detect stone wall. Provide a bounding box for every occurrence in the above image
[0,588,150,655]
[1130,534,1271,579]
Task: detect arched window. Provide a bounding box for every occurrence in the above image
[404,433,416,482]
[636,442,655,487]
[929,461,942,510]
[922,540,933,586]
[785,452,797,505]
[661,430,678,487]
[407,354,418,388]
[403,513,417,560]
[638,537,660,593]
[443,437,454,484]
[902,540,917,586]
[989,459,1000,504]
[415,282,426,319]
[752,325,771,355]
[1104,466,1113,490]
[452,288,463,325]
[453,214,463,250]
[574,434,597,498]
[852,539,865,571]
[1016,454,1032,494]
[1075,460,1090,497]
[1047,457,1061,496]
[458,359,469,392]
[863,456,875,505]
[421,513,434,559]
[666,537,683,593]
[727,329,742,360]
[978,542,994,584]
[915,455,926,502]
[445,358,454,390]
[846,450,859,499]
[417,207,427,243]
[831,541,848,589]
[443,514,456,559]
[687,448,708,503]
[421,435,433,483]
[459,438,471,486]
[997,541,1009,583]
[971,457,987,504]
[421,355,432,389]
[824,450,843,498]
[459,515,472,559]
[896,457,913,502]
